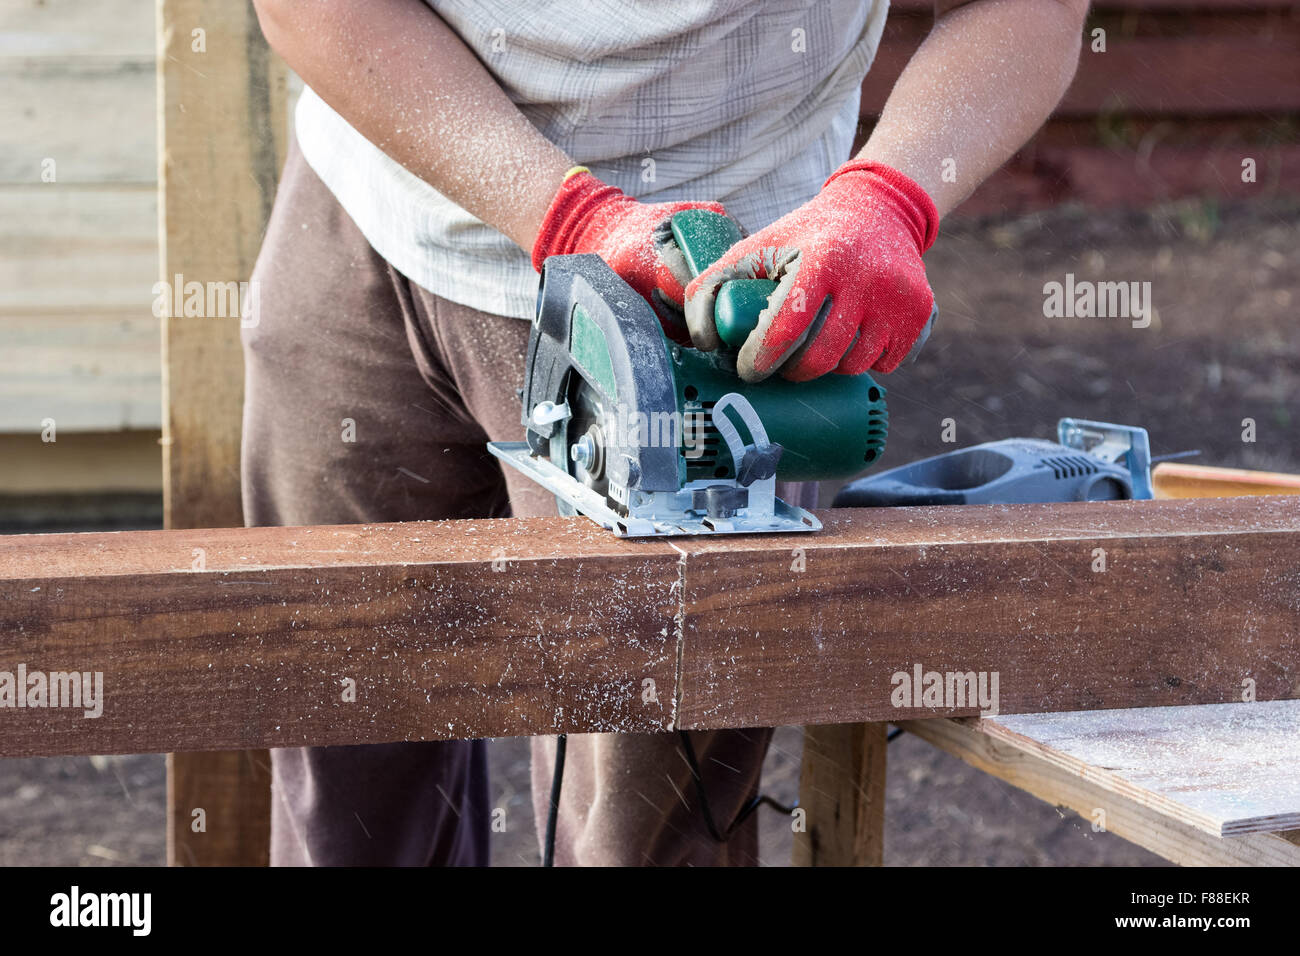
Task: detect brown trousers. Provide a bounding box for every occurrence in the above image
[242,141,810,866]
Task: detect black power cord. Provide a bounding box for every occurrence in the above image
[542,733,566,867]
[677,731,797,842]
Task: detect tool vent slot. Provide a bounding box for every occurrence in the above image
[865,407,889,440]
[1042,455,1099,480]
[685,401,722,466]
[863,407,889,463]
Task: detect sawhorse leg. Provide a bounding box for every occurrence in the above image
[793,722,887,866]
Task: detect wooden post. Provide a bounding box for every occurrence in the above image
[794,723,887,866]
[157,0,286,866]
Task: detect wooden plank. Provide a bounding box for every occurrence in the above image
[0,57,154,184]
[676,496,1300,729]
[0,311,161,431]
[1,496,1298,756]
[0,431,161,495]
[985,701,1300,837]
[862,33,1300,117]
[159,0,285,529]
[0,186,155,313]
[793,722,887,866]
[953,144,1300,216]
[890,0,1300,9]
[0,0,154,57]
[0,518,681,757]
[901,717,1300,866]
[165,750,271,867]
[1154,462,1300,499]
[158,0,288,868]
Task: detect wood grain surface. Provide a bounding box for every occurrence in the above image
[900,716,1300,866]
[987,701,1300,836]
[0,519,681,757]
[2,496,1298,756]
[677,496,1300,728]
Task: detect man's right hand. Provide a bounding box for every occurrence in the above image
[531,169,734,345]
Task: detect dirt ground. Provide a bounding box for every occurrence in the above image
[3,197,1295,867]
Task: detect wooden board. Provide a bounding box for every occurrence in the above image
[2,496,1298,757]
[900,716,1300,866]
[0,5,161,436]
[0,0,154,58]
[862,29,1300,118]
[676,496,1300,729]
[985,701,1300,837]
[0,311,161,431]
[0,186,155,313]
[793,723,887,866]
[0,57,154,185]
[0,187,159,436]
[0,431,161,495]
[159,0,286,529]
[0,519,681,757]
[891,0,1300,9]
[1154,463,1300,499]
[157,0,288,867]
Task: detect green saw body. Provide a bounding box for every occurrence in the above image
[666,208,888,482]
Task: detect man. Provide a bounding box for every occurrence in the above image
[246,0,1089,865]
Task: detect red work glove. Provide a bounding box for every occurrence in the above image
[532,168,733,345]
[684,159,939,382]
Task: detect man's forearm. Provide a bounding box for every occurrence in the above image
[859,0,1088,217]
[253,0,572,250]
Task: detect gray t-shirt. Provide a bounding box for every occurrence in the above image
[295,0,889,319]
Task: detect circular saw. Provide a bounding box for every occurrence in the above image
[488,210,904,537]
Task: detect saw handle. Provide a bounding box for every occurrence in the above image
[668,209,774,349]
[669,208,937,363]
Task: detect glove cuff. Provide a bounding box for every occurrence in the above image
[824,159,940,253]
[531,170,625,272]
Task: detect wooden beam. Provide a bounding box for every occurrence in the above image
[157,0,287,867]
[2,496,1298,757]
[792,723,887,867]
[0,519,682,757]
[900,717,1300,866]
[676,497,1300,729]
[1154,463,1300,499]
[862,17,1300,118]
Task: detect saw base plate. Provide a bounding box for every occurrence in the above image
[488,442,821,538]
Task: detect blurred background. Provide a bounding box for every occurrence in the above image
[1,0,1296,865]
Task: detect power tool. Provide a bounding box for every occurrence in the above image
[489,209,925,536]
[834,418,1156,507]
